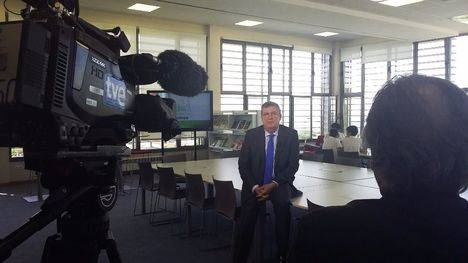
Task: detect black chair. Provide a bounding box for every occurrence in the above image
[185,172,215,238]
[338,149,360,158]
[150,166,186,229]
[307,199,323,212]
[302,152,324,162]
[335,156,362,167]
[213,179,239,221]
[322,149,335,164]
[210,179,240,250]
[133,162,159,216]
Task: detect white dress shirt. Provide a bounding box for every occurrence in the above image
[322,136,342,157]
[342,136,362,153]
[252,128,279,192]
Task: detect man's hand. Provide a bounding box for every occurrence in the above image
[255,182,278,201]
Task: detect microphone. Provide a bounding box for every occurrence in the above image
[119,50,208,97]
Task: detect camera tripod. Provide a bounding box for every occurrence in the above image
[0,148,126,263]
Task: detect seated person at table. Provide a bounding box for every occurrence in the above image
[289,75,468,262]
[341,125,362,153]
[330,122,345,140]
[322,128,342,157]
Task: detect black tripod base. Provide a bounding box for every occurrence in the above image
[41,230,121,263]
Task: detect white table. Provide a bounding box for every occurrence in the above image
[156,158,379,209]
[156,158,468,210]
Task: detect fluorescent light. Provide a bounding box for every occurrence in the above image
[371,0,424,7]
[128,3,160,12]
[235,20,263,27]
[314,31,339,37]
[452,14,468,25]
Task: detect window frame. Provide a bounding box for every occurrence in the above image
[221,39,334,140]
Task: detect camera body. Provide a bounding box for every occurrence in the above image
[0,17,135,154]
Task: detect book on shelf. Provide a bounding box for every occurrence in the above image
[236,120,246,129]
[231,120,240,129]
[231,139,244,150]
[213,115,229,129]
[243,120,251,130]
[214,138,227,148]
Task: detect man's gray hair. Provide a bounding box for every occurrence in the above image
[261,101,281,114]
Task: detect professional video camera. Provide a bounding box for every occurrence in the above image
[0,0,207,262]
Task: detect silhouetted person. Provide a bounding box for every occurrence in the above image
[289,75,468,262]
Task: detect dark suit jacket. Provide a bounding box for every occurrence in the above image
[289,196,468,262]
[238,125,299,192]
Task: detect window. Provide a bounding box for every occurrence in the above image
[314,53,330,94]
[312,96,335,137]
[364,61,388,120]
[222,42,243,93]
[293,97,310,140]
[342,58,363,132]
[343,97,362,129]
[343,59,362,94]
[390,58,413,79]
[221,94,244,111]
[246,45,269,95]
[220,40,333,139]
[271,48,290,94]
[451,36,468,88]
[292,51,312,96]
[417,40,446,79]
[247,96,268,111]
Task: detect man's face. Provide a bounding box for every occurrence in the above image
[261,106,281,132]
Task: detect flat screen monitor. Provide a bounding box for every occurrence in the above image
[147,90,213,131]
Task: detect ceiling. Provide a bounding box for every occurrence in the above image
[78,0,468,43]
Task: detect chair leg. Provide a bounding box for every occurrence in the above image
[200,210,205,239]
[132,187,140,216]
[150,193,160,224]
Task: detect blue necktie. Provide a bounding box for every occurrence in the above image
[263,133,275,185]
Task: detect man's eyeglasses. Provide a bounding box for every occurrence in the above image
[262,112,279,117]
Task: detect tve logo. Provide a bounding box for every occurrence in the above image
[103,74,126,110]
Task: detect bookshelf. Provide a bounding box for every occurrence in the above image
[208,111,261,158]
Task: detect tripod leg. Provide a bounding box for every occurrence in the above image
[41,234,61,263]
[105,237,122,263]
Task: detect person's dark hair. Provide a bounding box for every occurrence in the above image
[365,74,468,196]
[261,101,281,115]
[330,123,341,131]
[346,126,359,136]
[329,128,339,138]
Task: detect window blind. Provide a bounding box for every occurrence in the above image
[246,45,269,95]
[451,36,468,88]
[417,40,445,79]
[222,42,244,93]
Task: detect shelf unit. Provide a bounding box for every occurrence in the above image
[208,111,261,158]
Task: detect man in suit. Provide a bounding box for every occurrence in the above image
[233,101,299,262]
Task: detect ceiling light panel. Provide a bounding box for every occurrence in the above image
[371,0,424,7]
[128,3,160,12]
[314,32,339,37]
[235,20,264,27]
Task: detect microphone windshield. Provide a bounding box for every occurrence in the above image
[119,50,208,97]
[156,50,208,97]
